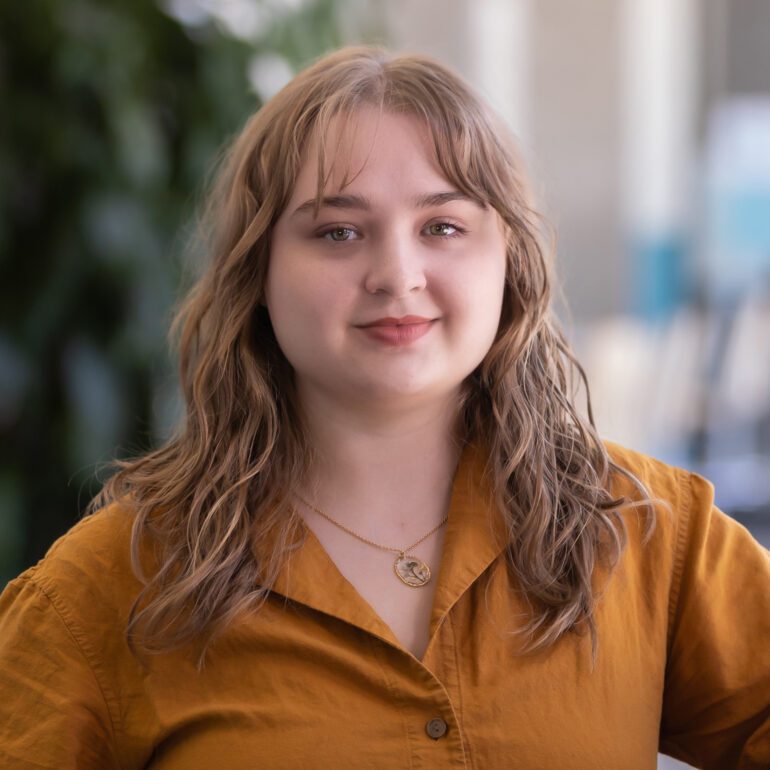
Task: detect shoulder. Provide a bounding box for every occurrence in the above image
[599,439,726,562]
[601,439,722,551]
[598,440,761,567]
[31,501,138,585]
[0,505,139,766]
[603,440,699,506]
[599,439,769,633]
[3,502,143,638]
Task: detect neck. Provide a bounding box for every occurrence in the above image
[294,386,465,540]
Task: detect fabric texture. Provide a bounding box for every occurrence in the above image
[0,441,768,769]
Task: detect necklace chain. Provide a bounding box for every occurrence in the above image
[293,493,448,556]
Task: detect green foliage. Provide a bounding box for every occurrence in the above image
[0,0,344,581]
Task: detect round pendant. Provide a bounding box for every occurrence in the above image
[394,553,431,587]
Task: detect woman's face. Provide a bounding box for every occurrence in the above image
[266,107,508,413]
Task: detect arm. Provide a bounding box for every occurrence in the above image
[659,471,770,769]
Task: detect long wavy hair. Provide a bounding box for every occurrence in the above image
[89,45,655,668]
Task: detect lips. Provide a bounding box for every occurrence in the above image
[360,315,434,327]
[358,317,437,346]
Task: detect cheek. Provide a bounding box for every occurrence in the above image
[482,245,508,317]
[450,257,506,322]
[265,261,309,355]
[266,253,315,315]
[266,261,351,344]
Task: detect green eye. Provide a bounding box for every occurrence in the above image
[428,222,458,237]
[324,227,355,241]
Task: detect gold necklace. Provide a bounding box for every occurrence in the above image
[293,493,447,588]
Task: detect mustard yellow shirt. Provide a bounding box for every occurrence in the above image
[0,442,768,769]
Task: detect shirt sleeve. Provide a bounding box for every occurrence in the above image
[659,470,770,770]
[0,573,122,770]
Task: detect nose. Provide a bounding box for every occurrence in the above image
[363,232,427,297]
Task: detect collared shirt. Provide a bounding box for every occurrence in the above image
[0,441,768,769]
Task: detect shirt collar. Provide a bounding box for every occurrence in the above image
[266,438,508,654]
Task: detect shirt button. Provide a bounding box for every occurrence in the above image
[425,717,448,740]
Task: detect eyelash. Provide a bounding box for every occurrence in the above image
[426,221,466,239]
[318,221,467,243]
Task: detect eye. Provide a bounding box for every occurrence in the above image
[426,221,465,238]
[321,226,358,242]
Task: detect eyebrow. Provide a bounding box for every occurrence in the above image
[290,190,486,219]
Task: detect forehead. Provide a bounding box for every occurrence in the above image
[293,107,446,198]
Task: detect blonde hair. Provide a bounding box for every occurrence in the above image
[89,45,654,667]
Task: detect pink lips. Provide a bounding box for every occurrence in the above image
[358,316,437,347]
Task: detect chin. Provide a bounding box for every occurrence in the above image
[354,375,459,405]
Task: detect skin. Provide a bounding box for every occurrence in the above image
[266,106,508,544]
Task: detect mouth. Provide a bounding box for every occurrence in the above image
[357,318,438,346]
[359,315,436,328]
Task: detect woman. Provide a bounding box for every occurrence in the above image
[0,45,767,769]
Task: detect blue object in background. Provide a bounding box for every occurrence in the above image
[705,97,770,301]
[629,233,688,320]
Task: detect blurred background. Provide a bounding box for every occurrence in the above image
[1,2,768,766]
